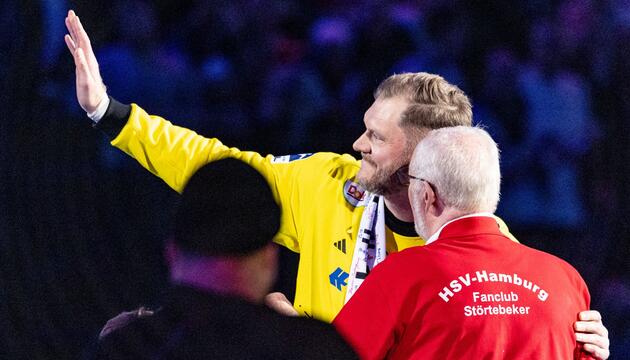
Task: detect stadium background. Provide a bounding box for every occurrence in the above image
[1,0,629,358]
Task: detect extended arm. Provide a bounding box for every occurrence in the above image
[64,11,361,258]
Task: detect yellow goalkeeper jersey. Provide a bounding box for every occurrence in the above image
[110,103,514,323]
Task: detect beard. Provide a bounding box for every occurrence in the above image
[357,158,407,196]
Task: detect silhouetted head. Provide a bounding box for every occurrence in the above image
[174,159,280,257]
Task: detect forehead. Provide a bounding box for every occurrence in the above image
[364,96,409,131]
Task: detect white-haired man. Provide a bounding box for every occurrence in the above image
[334,126,603,359]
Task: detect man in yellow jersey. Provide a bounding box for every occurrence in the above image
[64,10,609,358]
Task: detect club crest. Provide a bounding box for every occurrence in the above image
[343,180,367,207]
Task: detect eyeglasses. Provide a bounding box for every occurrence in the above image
[396,166,424,186]
[396,167,417,186]
[396,168,438,194]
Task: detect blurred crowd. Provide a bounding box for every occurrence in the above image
[2,0,630,358]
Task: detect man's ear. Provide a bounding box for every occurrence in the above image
[423,183,432,212]
[261,242,279,268]
[425,182,442,216]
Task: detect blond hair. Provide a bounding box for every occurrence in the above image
[375,73,472,134]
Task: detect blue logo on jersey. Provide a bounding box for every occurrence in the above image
[329,267,349,291]
[271,153,314,163]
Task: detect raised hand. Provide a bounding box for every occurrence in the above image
[64,10,107,114]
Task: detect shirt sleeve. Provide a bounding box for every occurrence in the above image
[333,263,400,360]
[101,101,357,253]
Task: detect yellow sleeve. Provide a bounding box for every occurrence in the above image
[109,104,358,253]
[112,104,265,193]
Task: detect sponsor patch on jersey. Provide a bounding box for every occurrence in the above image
[329,267,349,291]
[343,180,367,207]
[271,153,314,163]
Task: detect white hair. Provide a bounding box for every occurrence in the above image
[409,126,501,213]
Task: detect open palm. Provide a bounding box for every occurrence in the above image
[64,10,106,113]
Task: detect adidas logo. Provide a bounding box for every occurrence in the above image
[334,239,347,254]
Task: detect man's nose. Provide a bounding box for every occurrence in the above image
[353,133,369,153]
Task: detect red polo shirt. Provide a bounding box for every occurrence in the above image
[333,216,593,360]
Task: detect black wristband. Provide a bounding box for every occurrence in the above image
[93,96,132,140]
